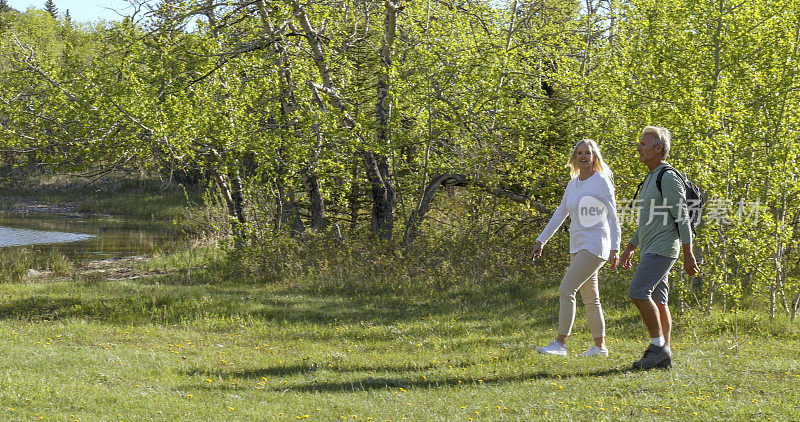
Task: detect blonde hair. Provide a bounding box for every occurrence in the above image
[566,139,613,179]
[642,126,671,159]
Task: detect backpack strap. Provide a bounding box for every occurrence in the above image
[636,165,685,202]
[636,165,672,200]
[633,180,644,201]
[655,165,694,234]
[655,165,686,197]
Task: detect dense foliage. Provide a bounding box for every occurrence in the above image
[1,0,799,319]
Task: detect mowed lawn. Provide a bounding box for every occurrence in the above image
[1,272,798,421]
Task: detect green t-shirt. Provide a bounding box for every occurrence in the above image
[630,163,693,258]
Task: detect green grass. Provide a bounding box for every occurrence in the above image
[1,256,798,421]
[0,247,75,282]
[3,171,794,419]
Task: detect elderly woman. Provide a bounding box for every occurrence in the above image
[532,139,621,357]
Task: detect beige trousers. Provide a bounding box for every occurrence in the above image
[557,249,607,338]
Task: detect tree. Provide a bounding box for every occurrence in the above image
[577,0,800,316]
[130,0,581,245]
[44,0,57,19]
[0,9,151,181]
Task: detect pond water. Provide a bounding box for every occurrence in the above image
[0,212,181,260]
[0,226,94,247]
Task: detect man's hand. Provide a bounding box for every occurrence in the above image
[683,243,700,276]
[532,241,544,261]
[620,244,636,269]
[608,250,620,269]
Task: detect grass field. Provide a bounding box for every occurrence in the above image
[1,252,798,421]
[0,176,797,420]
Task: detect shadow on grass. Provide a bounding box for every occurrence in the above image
[180,366,635,393]
[0,296,106,321]
[182,351,638,393]
[278,367,635,393]
[185,360,462,380]
[187,365,319,378]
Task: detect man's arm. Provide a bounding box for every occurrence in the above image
[620,242,637,269]
[661,171,699,275]
[661,170,693,245]
[682,243,699,276]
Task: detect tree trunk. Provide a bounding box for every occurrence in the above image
[229,169,246,227]
[770,288,776,320]
[361,150,396,240]
[349,157,360,233]
[286,188,306,238]
[361,0,400,240]
[260,3,326,235]
[706,248,716,315]
[210,168,246,241]
[676,265,685,313]
[402,174,468,247]
[273,181,284,232]
[275,176,306,239]
[301,169,326,231]
[773,192,787,319]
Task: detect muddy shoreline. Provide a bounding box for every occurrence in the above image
[0,198,97,218]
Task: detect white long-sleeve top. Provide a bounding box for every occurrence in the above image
[536,171,621,260]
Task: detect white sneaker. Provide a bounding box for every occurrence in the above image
[579,346,609,357]
[538,340,567,356]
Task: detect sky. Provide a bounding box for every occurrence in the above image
[6,0,135,23]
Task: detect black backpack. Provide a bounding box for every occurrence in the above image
[634,165,704,235]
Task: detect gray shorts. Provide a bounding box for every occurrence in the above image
[628,253,677,304]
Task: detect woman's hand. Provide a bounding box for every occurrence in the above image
[608,250,620,269]
[532,241,544,261]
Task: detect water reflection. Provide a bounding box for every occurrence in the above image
[0,226,94,247]
[0,213,180,260]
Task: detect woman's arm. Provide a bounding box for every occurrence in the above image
[601,176,622,267]
[535,183,571,249]
[602,177,622,252]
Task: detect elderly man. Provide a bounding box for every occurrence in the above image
[619,126,700,370]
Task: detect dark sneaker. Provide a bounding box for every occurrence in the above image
[633,344,671,370]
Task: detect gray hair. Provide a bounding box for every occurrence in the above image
[642,126,671,159]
